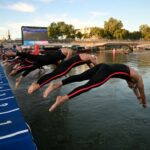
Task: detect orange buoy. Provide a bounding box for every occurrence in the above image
[34,44,39,55]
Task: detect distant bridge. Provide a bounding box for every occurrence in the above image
[94,42,138,51]
[136,44,150,49]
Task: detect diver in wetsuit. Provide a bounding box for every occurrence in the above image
[8,48,73,88]
[44,63,147,112]
[28,53,98,94]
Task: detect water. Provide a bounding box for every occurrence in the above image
[6,50,150,150]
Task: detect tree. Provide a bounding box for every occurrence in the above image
[89,27,105,39]
[114,29,129,39]
[127,31,142,40]
[139,24,150,40]
[104,17,123,39]
[48,22,59,39]
[75,31,83,39]
[48,22,75,39]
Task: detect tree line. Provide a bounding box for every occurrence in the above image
[48,17,150,40]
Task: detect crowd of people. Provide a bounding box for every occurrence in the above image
[0,46,147,112]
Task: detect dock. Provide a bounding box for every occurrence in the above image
[0,64,37,150]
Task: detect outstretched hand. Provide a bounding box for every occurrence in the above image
[137,97,147,108]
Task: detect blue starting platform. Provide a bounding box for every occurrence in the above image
[0,64,37,150]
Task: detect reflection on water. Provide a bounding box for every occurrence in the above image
[72,50,150,75]
[10,50,150,150]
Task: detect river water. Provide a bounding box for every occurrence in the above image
[7,50,150,150]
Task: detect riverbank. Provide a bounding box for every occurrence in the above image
[1,39,150,49]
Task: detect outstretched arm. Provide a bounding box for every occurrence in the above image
[136,77,147,108]
[131,86,145,106]
[129,68,147,108]
[133,87,141,99]
[128,76,147,108]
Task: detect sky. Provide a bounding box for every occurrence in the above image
[0,0,150,39]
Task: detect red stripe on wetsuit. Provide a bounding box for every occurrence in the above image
[68,72,130,98]
[39,60,85,87]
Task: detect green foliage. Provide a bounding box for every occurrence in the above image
[48,22,59,39]
[139,24,150,40]
[47,18,150,40]
[75,31,83,39]
[89,27,105,39]
[48,21,75,39]
[127,31,142,40]
[104,17,123,39]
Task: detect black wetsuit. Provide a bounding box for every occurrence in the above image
[61,63,131,99]
[14,49,66,77]
[17,50,66,64]
[37,55,91,87]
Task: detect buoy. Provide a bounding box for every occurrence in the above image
[34,44,39,55]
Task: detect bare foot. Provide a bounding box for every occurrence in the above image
[49,95,69,112]
[28,83,40,94]
[3,62,9,67]
[5,51,16,57]
[15,76,22,89]
[13,64,20,69]
[9,70,17,76]
[43,83,62,98]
